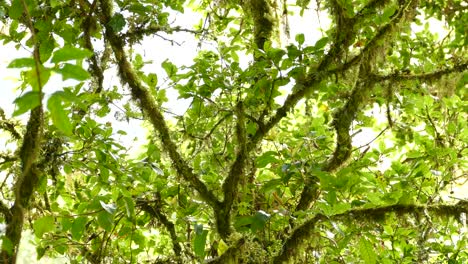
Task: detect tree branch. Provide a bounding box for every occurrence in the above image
[2,0,44,260]
[274,200,468,263]
[294,0,419,212]
[136,197,182,259]
[217,102,247,238]
[370,61,468,82]
[98,0,220,210]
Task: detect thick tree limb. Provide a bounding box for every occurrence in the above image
[1,1,44,261]
[370,62,468,82]
[136,198,182,260]
[295,0,419,212]
[99,0,220,210]
[217,102,247,238]
[274,200,468,263]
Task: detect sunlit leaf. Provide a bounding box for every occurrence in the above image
[71,217,88,240]
[51,46,93,63]
[56,63,90,81]
[359,237,377,264]
[13,91,41,116]
[47,92,73,135]
[7,58,35,68]
[109,13,126,32]
[97,211,114,232]
[33,215,55,238]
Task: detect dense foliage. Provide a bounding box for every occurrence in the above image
[0,0,467,263]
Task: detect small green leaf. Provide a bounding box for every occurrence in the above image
[57,63,90,81]
[359,237,377,264]
[33,215,55,238]
[193,228,208,258]
[97,211,114,232]
[51,46,93,63]
[381,6,397,22]
[24,67,51,90]
[13,91,41,116]
[7,58,35,68]
[256,151,279,168]
[251,210,270,232]
[295,33,305,45]
[146,73,158,87]
[71,216,88,240]
[162,60,178,77]
[9,0,23,19]
[314,37,329,50]
[123,197,135,219]
[47,92,73,135]
[108,13,126,32]
[217,239,229,256]
[40,37,56,62]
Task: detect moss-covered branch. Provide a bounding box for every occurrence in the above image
[331,0,418,74]
[370,61,468,82]
[217,102,247,239]
[98,0,220,210]
[0,109,21,141]
[274,200,468,263]
[295,0,419,212]
[205,238,246,264]
[1,1,44,261]
[80,0,104,94]
[242,0,275,50]
[136,198,182,260]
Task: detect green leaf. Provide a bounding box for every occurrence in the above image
[47,92,73,135]
[40,36,56,62]
[314,37,329,50]
[57,63,90,81]
[97,211,114,232]
[256,151,279,168]
[251,210,270,232]
[71,216,88,240]
[7,58,35,68]
[193,227,208,259]
[25,67,51,90]
[13,91,41,116]
[108,13,126,32]
[123,197,135,219]
[33,215,55,238]
[295,33,305,45]
[51,46,93,63]
[359,237,377,264]
[217,239,229,256]
[162,59,178,77]
[9,0,23,19]
[381,6,397,23]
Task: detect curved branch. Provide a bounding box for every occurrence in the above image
[331,0,418,74]
[371,61,468,82]
[217,102,247,239]
[295,0,419,212]
[98,0,220,210]
[274,200,468,263]
[136,198,182,259]
[2,0,45,260]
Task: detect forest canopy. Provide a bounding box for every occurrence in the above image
[0,0,467,263]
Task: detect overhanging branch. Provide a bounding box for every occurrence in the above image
[136,198,182,259]
[217,102,247,238]
[99,0,220,210]
[370,62,468,82]
[274,200,468,263]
